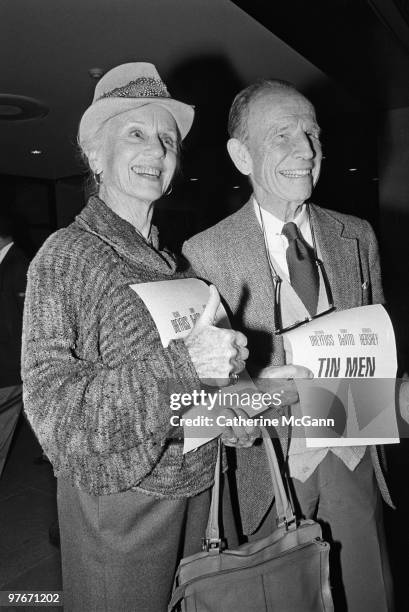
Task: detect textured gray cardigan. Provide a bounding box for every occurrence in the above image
[22,196,217,497]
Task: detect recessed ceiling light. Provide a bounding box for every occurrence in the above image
[88,67,104,79]
[189,178,199,181]
[372,177,379,181]
[30,149,42,155]
[0,105,22,117]
[233,185,240,189]
[348,168,358,172]
[0,95,48,121]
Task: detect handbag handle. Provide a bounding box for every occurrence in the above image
[203,426,295,549]
[260,426,295,527]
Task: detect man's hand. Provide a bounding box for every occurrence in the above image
[184,285,248,387]
[254,364,313,406]
[399,373,409,425]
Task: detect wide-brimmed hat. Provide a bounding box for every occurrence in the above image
[79,62,194,144]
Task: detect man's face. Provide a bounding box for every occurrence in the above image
[245,90,322,210]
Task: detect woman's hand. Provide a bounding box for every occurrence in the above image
[254,364,314,406]
[184,285,248,387]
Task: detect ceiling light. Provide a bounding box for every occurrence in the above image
[0,95,48,121]
[233,185,240,189]
[0,105,22,117]
[30,149,42,155]
[189,178,199,181]
[372,177,379,181]
[348,168,358,172]
[88,67,104,79]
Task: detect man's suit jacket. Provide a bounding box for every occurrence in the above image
[183,199,392,534]
[0,244,29,387]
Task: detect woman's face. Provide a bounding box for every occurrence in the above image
[94,105,179,203]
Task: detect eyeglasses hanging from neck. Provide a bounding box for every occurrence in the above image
[258,202,335,335]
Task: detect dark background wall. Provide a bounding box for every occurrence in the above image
[0,107,381,248]
[378,107,409,370]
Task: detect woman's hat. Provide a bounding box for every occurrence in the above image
[79,62,194,144]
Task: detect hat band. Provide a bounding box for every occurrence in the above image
[98,77,170,100]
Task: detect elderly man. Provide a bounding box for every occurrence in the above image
[183,80,394,611]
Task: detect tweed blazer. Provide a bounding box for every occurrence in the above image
[183,198,392,533]
[22,196,217,498]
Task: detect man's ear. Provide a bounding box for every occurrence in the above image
[227,138,252,176]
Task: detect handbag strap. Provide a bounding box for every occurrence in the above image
[207,437,222,540]
[204,426,295,548]
[168,582,188,611]
[260,426,295,527]
[202,438,223,550]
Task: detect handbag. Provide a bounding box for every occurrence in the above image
[168,427,334,612]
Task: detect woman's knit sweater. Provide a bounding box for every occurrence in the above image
[22,196,217,497]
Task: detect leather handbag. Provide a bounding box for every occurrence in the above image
[169,427,333,612]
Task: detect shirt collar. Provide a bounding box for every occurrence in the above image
[253,197,308,235]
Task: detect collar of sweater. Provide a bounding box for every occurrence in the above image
[75,195,177,273]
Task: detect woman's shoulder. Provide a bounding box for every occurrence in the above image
[30,221,116,275]
[27,224,121,314]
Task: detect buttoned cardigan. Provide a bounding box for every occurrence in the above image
[22,196,217,497]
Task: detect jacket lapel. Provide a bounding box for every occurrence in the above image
[310,204,362,309]
[230,200,285,365]
[231,200,276,328]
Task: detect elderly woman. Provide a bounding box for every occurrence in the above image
[21,63,249,612]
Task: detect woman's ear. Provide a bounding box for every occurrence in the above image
[227,138,252,176]
[88,149,103,175]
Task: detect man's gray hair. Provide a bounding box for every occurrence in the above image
[227,79,307,142]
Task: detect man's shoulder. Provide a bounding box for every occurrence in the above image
[312,204,374,237]
[0,247,29,292]
[184,201,250,253]
[2,244,29,269]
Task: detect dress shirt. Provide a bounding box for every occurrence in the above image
[253,199,312,279]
